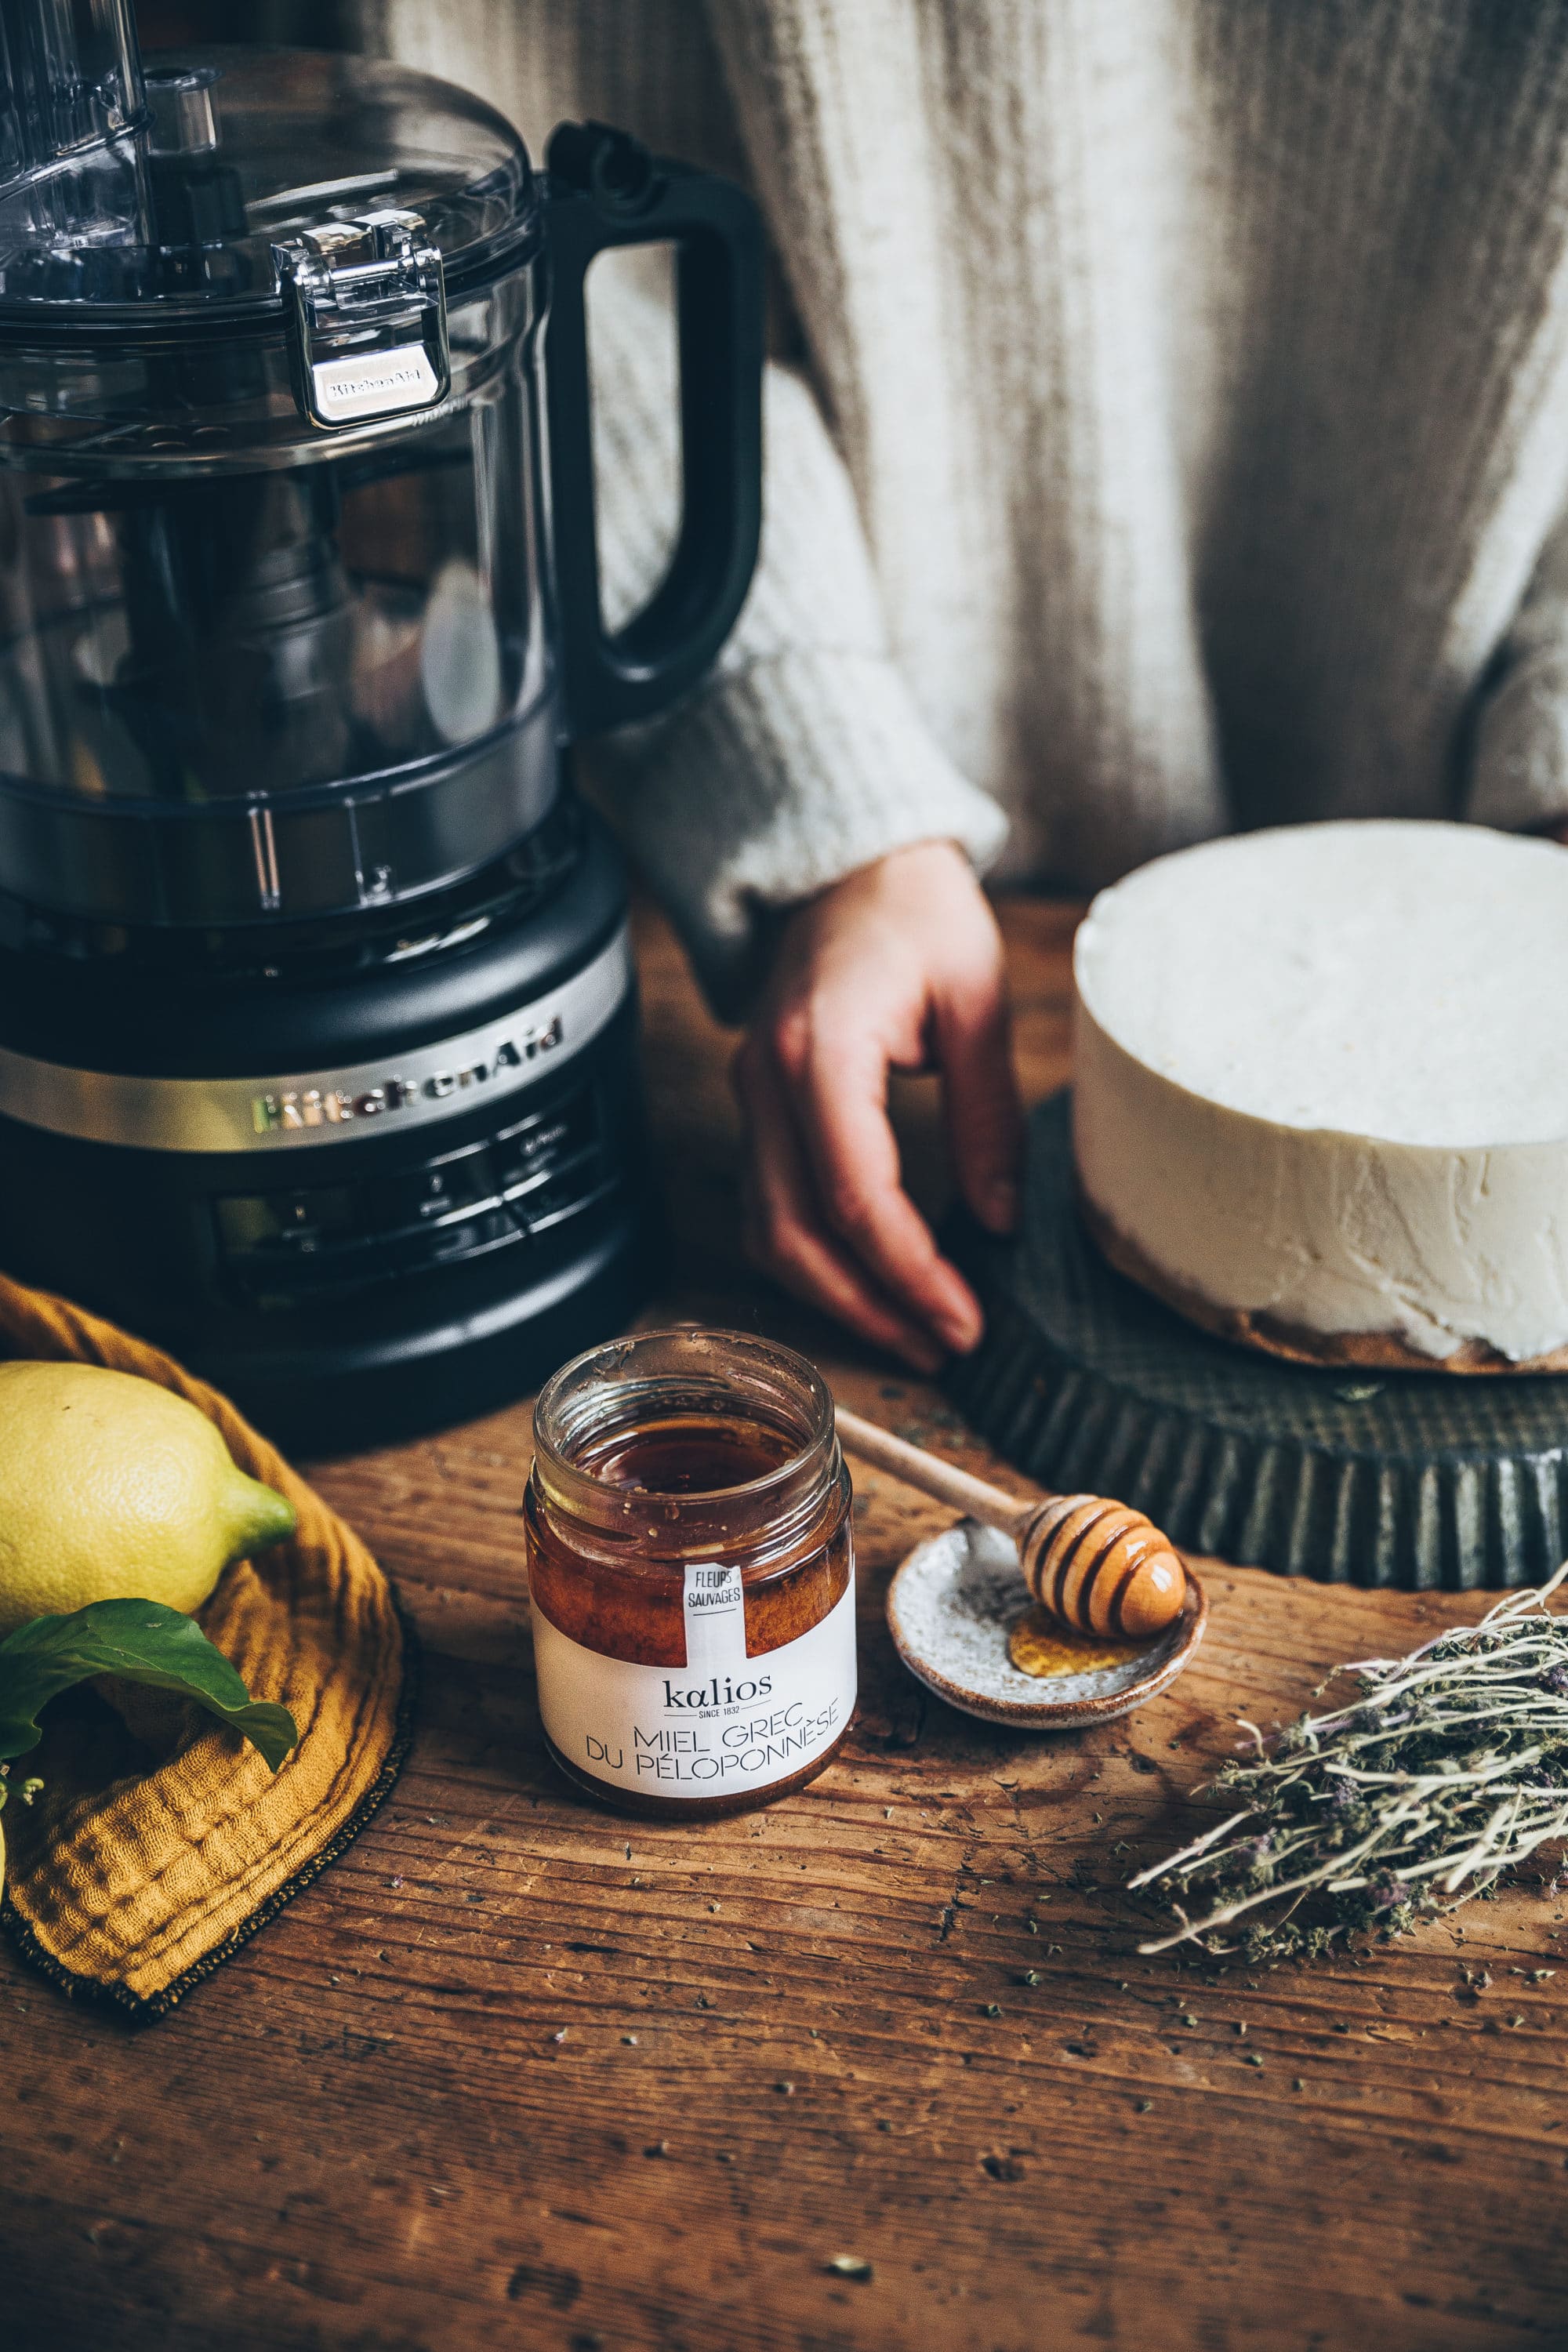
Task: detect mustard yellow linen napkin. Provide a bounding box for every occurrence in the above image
[0,1273,413,2019]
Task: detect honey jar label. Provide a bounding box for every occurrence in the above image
[682,1562,747,1677]
[532,1561,857,1802]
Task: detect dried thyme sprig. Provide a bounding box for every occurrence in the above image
[1127,1564,1568,1961]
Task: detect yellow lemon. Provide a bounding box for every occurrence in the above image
[0,1361,295,1638]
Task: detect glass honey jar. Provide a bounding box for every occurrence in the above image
[524,1328,855,1817]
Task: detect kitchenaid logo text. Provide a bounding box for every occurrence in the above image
[333,363,425,396]
[250,1016,563,1134]
[314,347,441,419]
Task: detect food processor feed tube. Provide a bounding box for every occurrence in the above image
[0,0,148,260]
[0,12,765,1450]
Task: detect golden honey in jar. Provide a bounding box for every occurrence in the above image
[524,1329,855,1817]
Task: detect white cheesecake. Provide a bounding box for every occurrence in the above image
[1072,820,1568,1372]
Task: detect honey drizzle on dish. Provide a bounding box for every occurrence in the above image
[1007,1604,1150,1678]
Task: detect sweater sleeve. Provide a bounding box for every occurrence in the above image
[578,268,1008,1020]
[350,0,1006,1015]
[1465,515,1568,834]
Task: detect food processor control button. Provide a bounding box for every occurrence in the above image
[494,1090,598,1195]
[212,1185,379,1307]
[524,1163,618,1238]
[391,1206,517,1274]
[366,1144,500,1239]
[216,1185,365,1259]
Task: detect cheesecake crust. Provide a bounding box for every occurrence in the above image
[1077,1189,1568,1377]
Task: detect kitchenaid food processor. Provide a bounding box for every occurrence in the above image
[0,0,763,1447]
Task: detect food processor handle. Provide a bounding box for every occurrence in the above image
[543,123,764,738]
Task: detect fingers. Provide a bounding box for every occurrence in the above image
[731,1040,943,1373]
[931,960,1024,1236]
[727,840,1014,1367]
[775,1010,985,1355]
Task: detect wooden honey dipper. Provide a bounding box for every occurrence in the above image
[833,1406,1189,1640]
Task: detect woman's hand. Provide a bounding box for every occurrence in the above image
[731,840,1023,1372]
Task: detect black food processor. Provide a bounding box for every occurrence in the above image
[0,2,763,1448]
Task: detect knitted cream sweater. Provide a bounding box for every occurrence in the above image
[358,1,1568,1013]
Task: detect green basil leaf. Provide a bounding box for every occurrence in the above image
[0,1599,299,1770]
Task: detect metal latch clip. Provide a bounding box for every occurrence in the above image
[273,207,451,432]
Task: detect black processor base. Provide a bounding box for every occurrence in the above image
[0,994,658,1460]
[201,1200,659,1458]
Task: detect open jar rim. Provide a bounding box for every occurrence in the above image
[530,1326,839,1541]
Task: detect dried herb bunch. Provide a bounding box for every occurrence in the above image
[1129,1566,1568,1961]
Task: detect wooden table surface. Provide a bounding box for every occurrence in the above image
[8,898,1568,2352]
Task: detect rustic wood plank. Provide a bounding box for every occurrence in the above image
[5,895,1568,2352]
